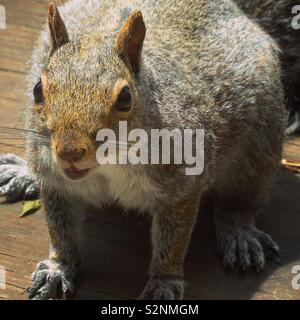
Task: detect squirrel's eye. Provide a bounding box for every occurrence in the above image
[33,80,44,104]
[116,86,132,111]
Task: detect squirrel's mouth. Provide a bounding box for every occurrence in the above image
[63,166,90,180]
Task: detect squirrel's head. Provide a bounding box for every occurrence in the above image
[33,3,146,180]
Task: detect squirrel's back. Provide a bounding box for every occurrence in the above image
[29,0,255,86]
[235,0,300,114]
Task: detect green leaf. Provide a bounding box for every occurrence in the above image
[19,200,41,218]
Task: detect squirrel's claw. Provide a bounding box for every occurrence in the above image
[24,181,39,200]
[216,226,279,271]
[0,153,27,166]
[28,259,75,300]
[0,154,39,202]
[139,278,184,300]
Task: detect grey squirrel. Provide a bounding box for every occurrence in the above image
[0,0,290,299]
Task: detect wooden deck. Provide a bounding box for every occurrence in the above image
[0,0,299,300]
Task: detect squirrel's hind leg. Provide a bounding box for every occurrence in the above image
[213,192,279,271]
[0,153,39,202]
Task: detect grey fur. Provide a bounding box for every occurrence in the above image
[235,0,300,114]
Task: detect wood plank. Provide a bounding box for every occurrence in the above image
[283,135,300,163]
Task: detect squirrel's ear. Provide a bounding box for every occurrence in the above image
[116,10,146,74]
[48,2,69,55]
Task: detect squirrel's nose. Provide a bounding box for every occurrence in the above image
[57,147,86,163]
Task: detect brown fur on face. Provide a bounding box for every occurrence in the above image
[41,70,142,168]
[33,6,146,169]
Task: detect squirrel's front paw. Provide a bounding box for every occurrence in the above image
[0,154,39,202]
[139,278,184,300]
[27,259,75,300]
[216,227,279,271]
